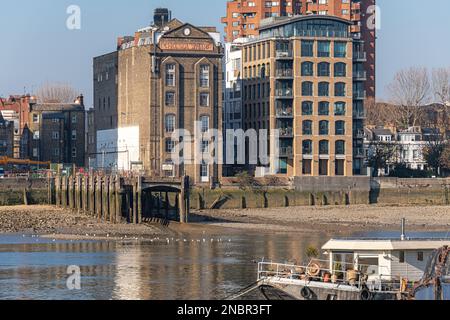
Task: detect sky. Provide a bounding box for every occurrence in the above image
[0,0,449,106]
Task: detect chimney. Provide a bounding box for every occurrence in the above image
[75,94,84,106]
[400,218,406,241]
[153,8,171,27]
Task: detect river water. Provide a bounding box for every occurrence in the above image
[0,228,449,300]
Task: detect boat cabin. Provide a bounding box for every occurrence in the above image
[322,239,450,283]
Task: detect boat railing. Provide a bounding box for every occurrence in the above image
[257,260,401,293]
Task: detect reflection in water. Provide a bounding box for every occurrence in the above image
[0,229,333,300]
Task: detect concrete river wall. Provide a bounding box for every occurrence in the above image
[0,177,449,209]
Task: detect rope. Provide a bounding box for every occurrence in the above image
[223,280,263,300]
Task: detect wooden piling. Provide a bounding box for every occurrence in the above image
[137,177,142,224]
[132,181,137,224]
[62,176,68,208]
[89,174,95,215]
[96,176,102,219]
[55,176,61,207]
[109,176,116,223]
[68,176,74,209]
[115,176,122,224]
[102,176,109,222]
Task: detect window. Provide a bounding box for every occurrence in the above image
[33,131,40,140]
[302,120,312,135]
[335,140,345,155]
[200,65,210,87]
[318,102,329,115]
[200,92,210,107]
[201,140,209,153]
[200,116,209,133]
[302,101,313,115]
[71,130,77,140]
[165,139,176,153]
[417,252,424,262]
[53,148,60,157]
[334,63,346,77]
[165,64,176,86]
[165,92,175,106]
[318,82,329,96]
[302,140,313,155]
[201,161,209,178]
[399,251,405,263]
[319,159,329,176]
[301,62,313,76]
[335,121,345,135]
[318,62,330,76]
[334,102,346,116]
[335,82,346,97]
[52,131,59,140]
[319,120,329,135]
[32,114,39,123]
[317,41,330,57]
[335,159,345,176]
[71,147,77,158]
[319,140,329,155]
[165,114,175,133]
[301,40,314,57]
[302,82,313,96]
[71,115,77,124]
[334,42,347,58]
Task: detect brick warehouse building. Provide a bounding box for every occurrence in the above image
[27,97,86,167]
[242,15,361,176]
[94,12,223,184]
[221,0,375,100]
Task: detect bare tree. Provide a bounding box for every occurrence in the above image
[432,68,450,138]
[36,83,79,103]
[387,67,431,128]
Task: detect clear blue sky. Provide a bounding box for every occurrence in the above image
[0,0,449,106]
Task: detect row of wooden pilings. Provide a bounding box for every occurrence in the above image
[53,175,190,224]
[54,175,128,224]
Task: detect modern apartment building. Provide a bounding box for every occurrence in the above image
[222,0,375,99]
[93,9,223,184]
[0,114,14,158]
[242,15,358,176]
[223,40,247,176]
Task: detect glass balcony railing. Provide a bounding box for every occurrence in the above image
[354,148,365,157]
[275,88,293,98]
[279,127,293,137]
[353,109,366,119]
[276,69,293,77]
[353,70,367,80]
[279,146,293,157]
[353,51,367,61]
[275,50,293,59]
[353,129,365,139]
[353,91,366,99]
[276,107,293,117]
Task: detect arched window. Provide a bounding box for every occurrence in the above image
[334,102,346,116]
[318,62,330,76]
[302,140,313,155]
[319,140,329,155]
[301,62,314,76]
[335,140,345,155]
[302,101,313,115]
[318,101,329,116]
[334,63,346,77]
[319,120,329,135]
[302,120,313,135]
[335,120,345,135]
[318,82,329,97]
[335,82,346,97]
[302,81,313,96]
[165,114,176,133]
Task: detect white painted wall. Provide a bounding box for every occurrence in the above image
[96,126,139,171]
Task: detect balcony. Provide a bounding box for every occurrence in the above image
[353,148,365,158]
[275,50,293,59]
[279,146,293,158]
[353,109,366,119]
[353,90,366,100]
[353,70,367,81]
[275,88,294,98]
[275,69,294,78]
[353,129,365,139]
[276,106,293,118]
[278,127,294,138]
[353,51,367,61]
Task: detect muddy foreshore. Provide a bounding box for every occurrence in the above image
[0,204,449,240]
